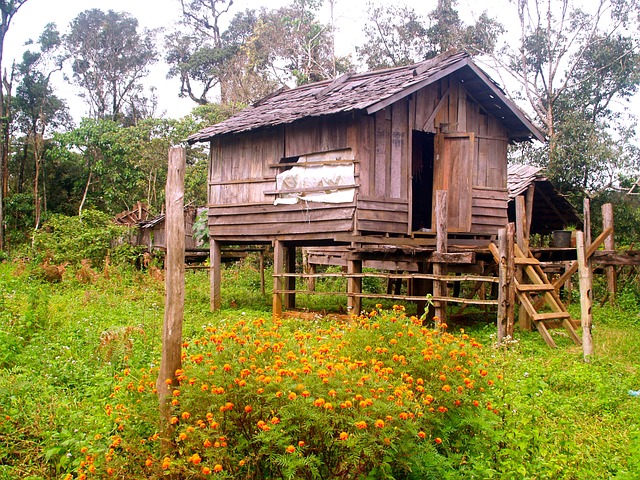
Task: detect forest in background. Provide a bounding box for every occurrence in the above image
[0,0,639,253]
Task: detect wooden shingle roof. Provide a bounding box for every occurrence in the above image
[188,51,544,144]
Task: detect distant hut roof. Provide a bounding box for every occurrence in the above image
[507,164,581,234]
[189,51,544,144]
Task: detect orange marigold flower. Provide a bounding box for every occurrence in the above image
[298,440,305,447]
[435,437,442,444]
[178,432,187,441]
[145,458,153,467]
[354,421,367,429]
[438,406,448,413]
[188,453,202,465]
[161,457,171,469]
[374,419,385,428]
[213,464,223,473]
[201,466,212,475]
[223,363,232,372]
[172,389,180,397]
[314,398,325,407]
[339,432,349,440]
[442,385,451,393]
[418,431,426,439]
[288,392,297,400]
[169,416,179,425]
[204,438,213,448]
[244,405,253,413]
[181,411,191,420]
[270,417,280,425]
[286,445,296,454]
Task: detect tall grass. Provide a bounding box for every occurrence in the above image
[0,258,639,478]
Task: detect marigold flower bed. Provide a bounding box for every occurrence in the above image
[84,306,500,479]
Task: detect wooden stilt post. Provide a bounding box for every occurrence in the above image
[347,258,362,315]
[157,147,186,450]
[210,239,221,310]
[576,231,594,360]
[433,190,448,323]
[602,203,616,305]
[284,246,296,310]
[515,196,531,331]
[497,227,507,344]
[506,223,516,338]
[273,240,284,318]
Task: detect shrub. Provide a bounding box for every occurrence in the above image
[32,210,128,267]
[85,306,500,479]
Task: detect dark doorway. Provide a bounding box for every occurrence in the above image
[411,130,435,231]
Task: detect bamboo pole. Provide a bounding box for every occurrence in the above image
[602,203,616,305]
[576,231,594,360]
[156,147,186,452]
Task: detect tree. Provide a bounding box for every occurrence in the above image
[165,0,239,104]
[166,0,348,105]
[0,0,29,250]
[64,9,157,122]
[13,23,71,229]
[357,0,502,69]
[501,0,640,195]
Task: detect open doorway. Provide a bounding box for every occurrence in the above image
[411,130,435,231]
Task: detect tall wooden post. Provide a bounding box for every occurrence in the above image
[273,239,285,318]
[505,223,516,338]
[156,147,186,448]
[210,239,221,310]
[497,228,507,344]
[576,231,594,360]
[515,196,531,330]
[602,203,616,305]
[347,258,362,315]
[433,190,448,322]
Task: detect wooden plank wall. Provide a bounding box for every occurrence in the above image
[411,77,509,235]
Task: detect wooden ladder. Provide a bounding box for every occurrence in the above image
[490,242,582,348]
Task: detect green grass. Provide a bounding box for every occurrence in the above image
[0,258,639,478]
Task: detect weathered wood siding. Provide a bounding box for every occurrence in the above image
[411,77,508,234]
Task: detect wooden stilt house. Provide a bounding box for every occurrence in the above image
[188,50,544,310]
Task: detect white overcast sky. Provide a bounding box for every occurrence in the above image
[4,0,638,135]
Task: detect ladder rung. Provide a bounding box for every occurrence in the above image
[517,284,555,292]
[515,257,540,265]
[533,312,571,321]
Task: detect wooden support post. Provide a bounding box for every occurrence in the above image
[515,196,531,331]
[284,246,296,310]
[433,190,448,323]
[602,203,616,305]
[273,240,284,318]
[576,231,594,360]
[210,239,221,310]
[525,185,535,239]
[157,147,186,449]
[307,263,316,292]
[347,259,362,315]
[497,228,507,344]
[506,223,516,338]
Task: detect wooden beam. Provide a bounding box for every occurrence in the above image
[433,191,448,322]
[496,228,507,343]
[347,259,363,315]
[422,88,450,132]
